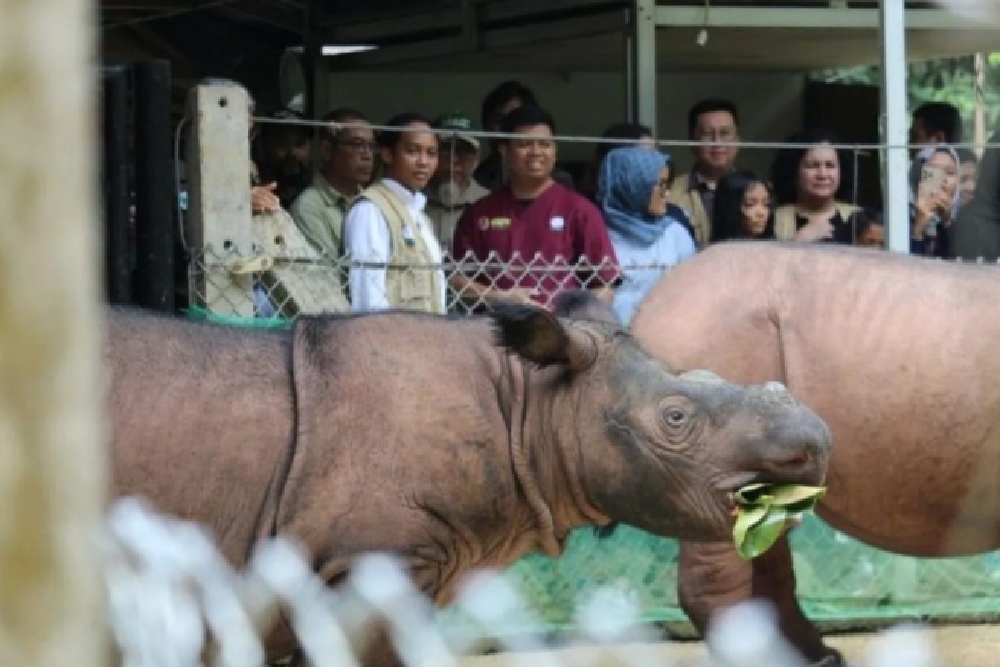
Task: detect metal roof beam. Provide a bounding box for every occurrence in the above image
[324,0,623,44]
[654,5,986,29]
[216,4,302,34]
[328,6,627,68]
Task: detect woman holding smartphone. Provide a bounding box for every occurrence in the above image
[910,144,961,257]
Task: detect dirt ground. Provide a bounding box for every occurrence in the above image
[460,624,1000,666]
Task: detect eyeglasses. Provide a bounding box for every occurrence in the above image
[336,139,377,154]
[512,138,555,150]
[696,128,737,142]
[656,179,671,194]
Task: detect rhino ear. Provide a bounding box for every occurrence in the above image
[548,289,621,326]
[490,301,598,372]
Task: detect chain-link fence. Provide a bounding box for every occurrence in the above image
[187,241,635,321]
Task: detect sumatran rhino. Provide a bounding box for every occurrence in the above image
[106,291,831,665]
[628,241,1000,667]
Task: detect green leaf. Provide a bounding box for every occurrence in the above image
[736,509,790,560]
[732,505,769,551]
[734,483,825,509]
[733,484,775,506]
[731,483,827,560]
[765,484,826,507]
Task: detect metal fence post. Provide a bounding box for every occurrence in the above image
[627,0,658,135]
[101,65,131,305]
[880,0,911,255]
[132,59,176,313]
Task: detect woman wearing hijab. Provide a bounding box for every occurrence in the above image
[598,146,696,326]
[909,144,962,257]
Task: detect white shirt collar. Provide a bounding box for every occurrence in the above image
[383,177,427,212]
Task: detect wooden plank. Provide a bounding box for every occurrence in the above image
[0,0,107,664]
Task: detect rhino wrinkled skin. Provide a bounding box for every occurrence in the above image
[105,291,831,665]
[630,241,1000,667]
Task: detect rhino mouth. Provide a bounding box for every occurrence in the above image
[715,471,765,494]
[714,472,765,519]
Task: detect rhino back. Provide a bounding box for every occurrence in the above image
[770,244,1000,554]
[106,308,296,566]
[634,242,1000,555]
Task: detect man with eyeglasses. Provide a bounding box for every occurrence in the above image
[289,108,375,261]
[670,98,742,248]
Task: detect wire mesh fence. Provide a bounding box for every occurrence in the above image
[188,243,634,320]
[104,496,945,667]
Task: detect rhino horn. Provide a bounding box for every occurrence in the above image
[678,369,725,384]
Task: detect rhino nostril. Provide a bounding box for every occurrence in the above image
[777,449,813,469]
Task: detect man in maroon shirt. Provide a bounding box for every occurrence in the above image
[451,104,621,310]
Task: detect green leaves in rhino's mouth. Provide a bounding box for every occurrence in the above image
[732,483,826,561]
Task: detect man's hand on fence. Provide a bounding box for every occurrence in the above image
[488,286,541,307]
[251,182,281,215]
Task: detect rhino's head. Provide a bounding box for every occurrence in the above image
[492,291,832,543]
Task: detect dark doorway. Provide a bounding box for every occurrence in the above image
[804,81,884,212]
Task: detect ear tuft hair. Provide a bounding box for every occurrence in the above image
[549,290,621,326]
[489,301,570,369]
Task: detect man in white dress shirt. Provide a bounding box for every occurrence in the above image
[343,112,447,314]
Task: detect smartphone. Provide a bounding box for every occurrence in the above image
[918,164,947,201]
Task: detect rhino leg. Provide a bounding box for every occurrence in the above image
[750,533,845,666]
[677,540,753,641]
[678,538,846,667]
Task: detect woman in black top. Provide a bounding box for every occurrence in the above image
[769,127,865,245]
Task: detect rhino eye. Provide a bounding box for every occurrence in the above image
[664,408,687,427]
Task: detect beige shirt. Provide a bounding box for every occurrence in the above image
[289,174,358,259]
[343,178,446,314]
[425,179,490,255]
[669,172,712,248]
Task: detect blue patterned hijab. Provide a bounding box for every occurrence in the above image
[598,146,674,246]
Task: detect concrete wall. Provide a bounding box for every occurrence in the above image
[322,70,805,177]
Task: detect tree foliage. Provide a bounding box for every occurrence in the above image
[812,54,1000,139]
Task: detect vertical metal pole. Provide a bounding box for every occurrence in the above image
[623,33,635,123]
[102,65,131,305]
[880,0,910,254]
[132,60,176,311]
[304,0,328,172]
[629,0,657,134]
[974,52,987,158]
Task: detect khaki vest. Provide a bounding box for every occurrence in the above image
[669,173,711,248]
[356,182,445,314]
[774,202,861,241]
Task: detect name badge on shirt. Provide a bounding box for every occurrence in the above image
[550,216,565,232]
[402,224,416,246]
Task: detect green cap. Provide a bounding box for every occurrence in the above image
[432,111,480,150]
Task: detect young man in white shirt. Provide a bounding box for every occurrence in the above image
[343,113,446,314]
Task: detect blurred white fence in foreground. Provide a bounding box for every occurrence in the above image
[100,497,940,667]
